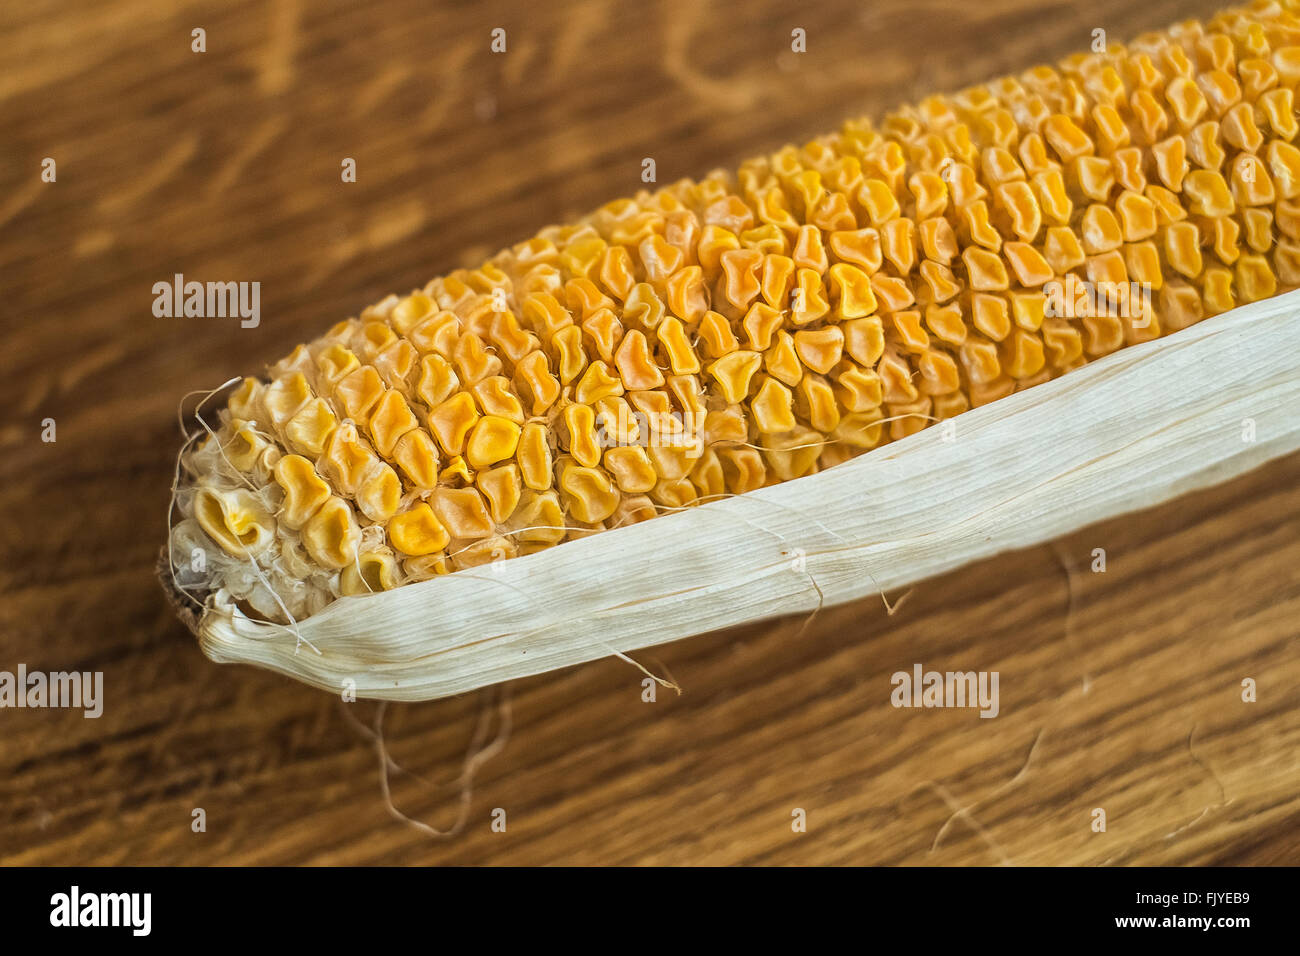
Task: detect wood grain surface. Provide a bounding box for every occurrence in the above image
[2,0,1296,865]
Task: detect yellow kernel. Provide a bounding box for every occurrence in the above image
[340,551,401,595]
[471,376,525,424]
[574,360,625,404]
[614,329,665,390]
[971,294,1011,341]
[335,366,386,421]
[963,247,1009,291]
[1001,329,1046,379]
[604,445,658,493]
[466,415,522,469]
[1043,114,1094,162]
[227,377,262,421]
[656,317,701,376]
[1236,254,1276,303]
[828,228,883,272]
[369,389,418,459]
[557,462,620,523]
[194,487,277,558]
[1183,169,1235,217]
[792,327,844,374]
[428,391,480,456]
[880,217,916,274]
[1081,205,1124,254]
[431,487,495,539]
[959,336,1002,385]
[1073,156,1115,202]
[707,350,762,403]
[835,362,883,412]
[697,310,739,359]
[560,404,602,469]
[391,428,441,489]
[264,373,312,425]
[273,455,331,531]
[826,263,878,318]
[517,421,553,491]
[315,345,361,386]
[389,503,451,556]
[224,421,270,473]
[842,316,885,366]
[994,181,1041,241]
[1032,169,1073,225]
[551,324,588,385]
[477,464,523,524]
[356,464,401,523]
[742,302,785,351]
[760,254,796,308]
[925,302,967,345]
[764,331,803,386]
[285,398,338,457]
[870,274,915,311]
[301,497,359,570]
[416,354,460,409]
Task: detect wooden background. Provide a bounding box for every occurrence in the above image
[2,0,1297,865]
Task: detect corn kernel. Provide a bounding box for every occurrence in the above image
[301,496,360,570]
[466,415,522,469]
[388,503,450,556]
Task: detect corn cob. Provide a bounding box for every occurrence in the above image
[171,1,1300,624]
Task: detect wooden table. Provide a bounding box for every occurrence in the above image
[2,0,1296,865]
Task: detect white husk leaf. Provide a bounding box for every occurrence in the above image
[196,291,1300,701]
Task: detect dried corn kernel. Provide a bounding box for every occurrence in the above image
[340,550,400,596]
[389,503,450,556]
